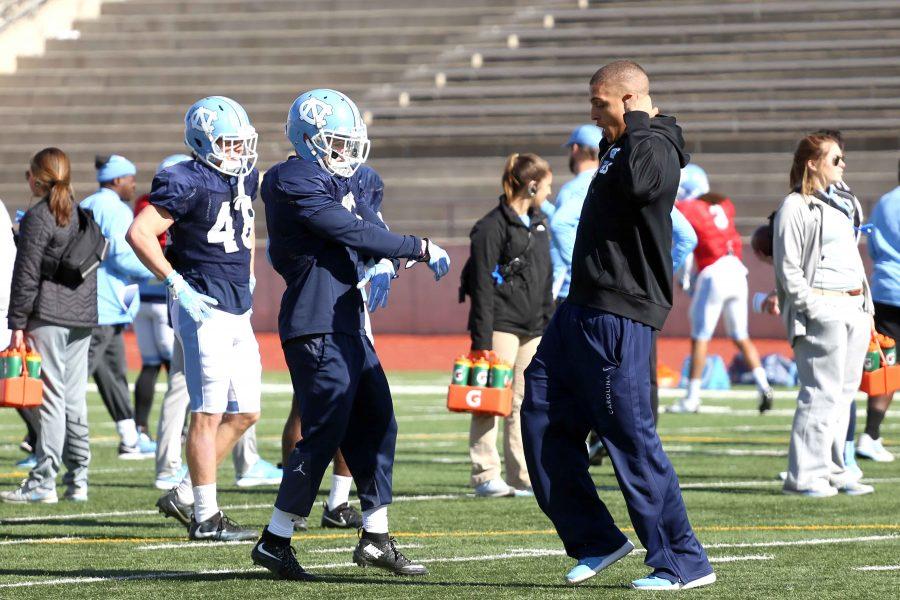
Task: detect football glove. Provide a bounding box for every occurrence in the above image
[164,271,218,323]
[356,259,395,313]
[405,238,450,281]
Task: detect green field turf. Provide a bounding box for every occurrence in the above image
[0,372,897,599]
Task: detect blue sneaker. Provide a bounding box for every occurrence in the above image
[15,454,37,469]
[844,441,864,479]
[236,459,282,488]
[565,540,634,585]
[154,465,188,490]
[119,433,156,460]
[631,572,716,591]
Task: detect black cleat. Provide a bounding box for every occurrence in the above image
[156,488,193,526]
[252,529,316,581]
[188,510,257,541]
[320,502,363,529]
[353,531,428,576]
[759,388,775,414]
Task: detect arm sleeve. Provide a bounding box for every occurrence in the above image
[867,201,885,263]
[286,176,421,260]
[670,207,697,272]
[622,111,679,207]
[468,220,504,351]
[549,195,580,272]
[148,171,197,221]
[774,199,821,318]
[7,210,51,330]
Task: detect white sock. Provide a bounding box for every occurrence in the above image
[686,378,702,401]
[116,419,139,447]
[174,471,193,505]
[752,367,771,392]
[362,505,388,534]
[268,507,299,539]
[193,483,218,523]
[327,474,353,510]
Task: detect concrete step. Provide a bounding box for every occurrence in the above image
[21,43,481,70]
[77,6,540,34]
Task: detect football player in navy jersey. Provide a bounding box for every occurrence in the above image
[127,96,262,542]
[251,89,449,581]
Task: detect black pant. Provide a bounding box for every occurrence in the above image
[88,325,134,423]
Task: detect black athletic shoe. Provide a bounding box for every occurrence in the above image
[759,388,775,414]
[353,531,428,576]
[293,516,308,532]
[156,488,193,526]
[321,502,363,529]
[252,530,316,581]
[587,432,607,466]
[188,510,257,541]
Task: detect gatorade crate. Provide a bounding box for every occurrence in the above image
[0,376,43,409]
[859,365,900,396]
[447,385,513,417]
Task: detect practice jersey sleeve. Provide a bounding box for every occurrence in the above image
[148,170,199,220]
[281,170,420,260]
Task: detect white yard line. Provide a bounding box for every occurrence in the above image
[704,534,899,550]
[679,477,900,490]
[854,565,900,571]
[0,494,467,525]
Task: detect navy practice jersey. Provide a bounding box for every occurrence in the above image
[262,157,422,341]
[149,159,258,315]
[350,165,385,217]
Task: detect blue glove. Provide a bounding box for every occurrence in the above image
[406,238,450,281]
[164,271,218,323]
[426,240,450,280]
[356,259,394,312]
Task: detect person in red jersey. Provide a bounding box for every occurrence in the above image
[668,165,774,414]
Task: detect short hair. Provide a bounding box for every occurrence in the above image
[589,60,649,94]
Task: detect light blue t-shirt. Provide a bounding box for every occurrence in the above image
[548,169,595,299]
[81,188,153,325]
[868,185,900,307]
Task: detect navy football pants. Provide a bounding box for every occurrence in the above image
[521,303,712,583]
[275,333,396,517]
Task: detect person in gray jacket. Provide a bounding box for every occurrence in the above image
[2,147,98,504]
[774,133,875,498]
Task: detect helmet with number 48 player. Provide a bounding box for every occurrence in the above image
[285,88,370,178]
[184,96,258,178]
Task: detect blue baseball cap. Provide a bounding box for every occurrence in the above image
[96,154,137,183]
[564,124,604,149]
[677,164,710,201]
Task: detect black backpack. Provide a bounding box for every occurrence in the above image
[42,207,109,286]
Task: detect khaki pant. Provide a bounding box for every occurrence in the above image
[469,331,539,489]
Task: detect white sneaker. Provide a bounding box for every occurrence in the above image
[783,479,838,498]
[856,433,895,462]
[666,397,700,414]
[474,479,514,497]
[839,481,875,496]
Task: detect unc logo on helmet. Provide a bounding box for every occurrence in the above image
[285,88,370,178]
[190,107,218,138]
[184,96,258,178]
[298,98,333,128]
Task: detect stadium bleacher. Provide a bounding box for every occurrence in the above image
[0,0,897,240]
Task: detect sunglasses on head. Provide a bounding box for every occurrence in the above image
[832,155,844,166]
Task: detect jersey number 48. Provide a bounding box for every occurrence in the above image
[207,198,253,253]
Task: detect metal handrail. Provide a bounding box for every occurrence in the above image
[0,0,48,34]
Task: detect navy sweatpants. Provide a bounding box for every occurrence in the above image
[275,333,396,517]
[521,303,712,583]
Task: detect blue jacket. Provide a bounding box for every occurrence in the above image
[262,157,423,342]
[868,185,900,307]
[80,188,152,325]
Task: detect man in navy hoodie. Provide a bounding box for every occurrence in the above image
[520,60,715,591]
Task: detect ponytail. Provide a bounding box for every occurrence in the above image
[501,152,551,201]
[29,147,74,227]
